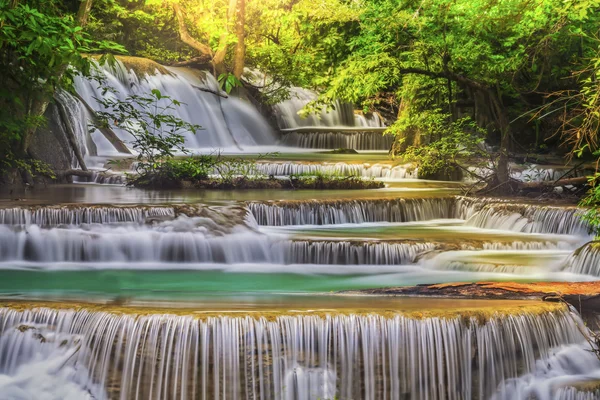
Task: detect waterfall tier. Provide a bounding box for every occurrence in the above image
[566,242,600,276]
[283,241,435,265]
[249,198,457,226]
[0,304,584,400]
[253,161,417,179]
[250,196,591,236]
[463,202,588,235]
[0,205,176,226]
[280,131,394,150]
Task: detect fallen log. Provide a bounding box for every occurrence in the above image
[171,55,213,69]
[72,93,132,154]
[191,84,228,98]
[54,169,95,179]
[518,176,589,190]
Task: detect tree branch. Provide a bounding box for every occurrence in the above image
[173,3,214,57]
[191,84,228,98]
[73,92,131,154]
[398,67,489,91]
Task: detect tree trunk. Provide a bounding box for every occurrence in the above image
[212,0,238,75]
[489,90,511,186]
[76,0,94,27]
[173,3,213,58]
[21,0,94,154]
[232,0,246,79]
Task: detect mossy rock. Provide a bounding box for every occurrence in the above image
[324,148,359,154]
[116,56,171,76]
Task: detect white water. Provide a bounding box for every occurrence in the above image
[0,306,587,400]
[73,60,277,156]
[565,242,600,276]
[253,161,418,179]
[280,130,394,150]
[0,324,104,400]
[1,195,599,398]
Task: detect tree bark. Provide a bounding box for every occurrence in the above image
[76,0,94,27]
[21,0,94,154]
[73,92,132,154]
[173,3,214,57]
[212,0,238,74]
[232,0,246,78]
[488,89,511,186]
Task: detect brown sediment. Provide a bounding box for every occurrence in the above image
[342,281,600,315]
[0,298,565,323]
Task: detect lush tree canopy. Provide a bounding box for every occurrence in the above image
[1,0,600,194]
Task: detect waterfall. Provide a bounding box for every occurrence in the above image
[0,323,104,399]
[555,388,600,400]
[0,305,585,400]
[491,341,600,400]
[248,198,457,226]
[54,90,98,166]
[270,85,383,129]
[421,249,572,274]
[0,205,176,226]
[73,58,277,153]
[565,242,600,276]
[464,203,589,236]
[283,241,435,264]
[253,162,417,179]
[0,224,281,263]
[280,130,394,150]
[248,196,591,233]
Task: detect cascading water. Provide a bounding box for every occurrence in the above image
[253,161,418,179]
[72,58,277,155]
[280,129,394,150]
[0,304,587,400]
[0,323,104,399]
[249,198,457,226]
[283,241,435,265]
[464,203,589,236]
[565,242,600,276]
[1,191,600,399]
[0,197,595,276]
[0,205,176,226]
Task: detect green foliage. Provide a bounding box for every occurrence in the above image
[580,172,600,237]
[93,87,201,173]
[0,0,123,175]
[86,0,191,64]
[391,111,486,179]
[218,73,242,94]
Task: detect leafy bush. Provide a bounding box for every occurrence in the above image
[580,171,600,237]
[389,110,486,180]
[0,1,123,175]
[94,87,201,174]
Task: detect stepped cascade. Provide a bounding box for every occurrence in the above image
[280,129,394,151]
[5,0,600,397]
[253,161,418,179]
[1,195,600,398]
[0,305,593,400]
